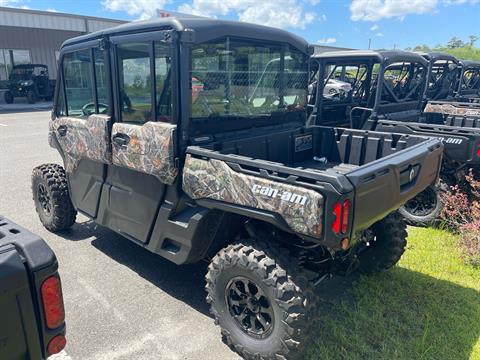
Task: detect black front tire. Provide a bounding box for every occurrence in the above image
[4,91,14,104]
[206,240,318,360]
[27,90,36,104]
[32,164,76,232]
[356,212,407,274]
[398,185,443,227]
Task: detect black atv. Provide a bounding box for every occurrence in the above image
[4,64,55,104]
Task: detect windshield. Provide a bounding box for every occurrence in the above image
[190,39,308,118]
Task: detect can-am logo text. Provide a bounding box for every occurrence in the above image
[437,137,463,145]
[251,184,308,205]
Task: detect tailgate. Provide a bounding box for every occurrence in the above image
[376,120,480,163]
[346,137,443,232]
[0,244,43,360]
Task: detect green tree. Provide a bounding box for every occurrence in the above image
[469,35,479,47]
[447,37,465,49]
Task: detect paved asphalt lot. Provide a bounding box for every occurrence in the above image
[0,110,240,359]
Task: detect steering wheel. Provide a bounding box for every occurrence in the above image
[82,102,109,116]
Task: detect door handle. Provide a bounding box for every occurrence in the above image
[112,133,130,147]
[57,125,67,137]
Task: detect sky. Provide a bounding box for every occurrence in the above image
[0,0,479,50]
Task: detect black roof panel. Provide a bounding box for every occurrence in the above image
[62,17,309,53]
[419,52,459,64]
[311,50,428,67]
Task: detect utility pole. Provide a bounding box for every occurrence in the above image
[368,38,372,50]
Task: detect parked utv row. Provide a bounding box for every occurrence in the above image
[309,50,480,226]
[29,17,479,360]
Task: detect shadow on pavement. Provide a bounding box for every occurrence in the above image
[78,224,212,316]
[308,268,480,360]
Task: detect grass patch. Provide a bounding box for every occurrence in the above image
[307,227,480,360]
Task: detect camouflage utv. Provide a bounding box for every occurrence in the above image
[32,18,443,360]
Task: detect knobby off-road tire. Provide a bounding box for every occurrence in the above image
[357,212,407,274]
[4,91,14,104]
[27,90,36,104]
[398,185,443,227]
[206,240,319,360]
[32,164,76,232]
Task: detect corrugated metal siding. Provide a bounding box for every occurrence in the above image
[0,10,86,32]
[87,19,121,33]
[0,26,83,79]
[0,7,124,32]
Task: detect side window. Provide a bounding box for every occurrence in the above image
[155,42,172,122]
[63,50,94,118]
[93,49,109,114]
[117,42,152,124]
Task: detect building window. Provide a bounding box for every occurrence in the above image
[0,49,31,81]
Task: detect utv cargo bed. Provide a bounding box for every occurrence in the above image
[184,126,443,246]
[376,119,480,164]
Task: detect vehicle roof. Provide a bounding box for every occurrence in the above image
[311,50,428,67]
[12,64,48,69]
[61,17,309,53]
[419,52,459,64]
[460,59,480,69]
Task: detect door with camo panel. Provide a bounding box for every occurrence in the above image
[50,45,112,218]
[97,33,178,243]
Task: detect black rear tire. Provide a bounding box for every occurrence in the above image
[356,212,407,274]
[206,240,318,360]
[32,164,76,232]
[27,90,36,104]
[398,185,443,227]
[4,91,14,104]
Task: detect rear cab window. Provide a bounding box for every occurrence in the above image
[190,38,308,119]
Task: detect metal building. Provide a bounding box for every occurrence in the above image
[0,6,126,81]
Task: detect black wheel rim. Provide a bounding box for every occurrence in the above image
[37,184,52,215]
[225,276,274,339]
[403,187,437,217]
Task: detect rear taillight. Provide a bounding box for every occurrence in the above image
[476,144,480,156]
[41,276,65,329]
[332,200,351,235]
[332,202,342,234]
[341,200,350,234]
[47,335,66,355]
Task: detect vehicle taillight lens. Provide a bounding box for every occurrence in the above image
[332,202,341,234]
[332,200,351,235]
[47,335,66,355]
[41,276,65,329]
[341,200,350,234]
[476,144,480,156]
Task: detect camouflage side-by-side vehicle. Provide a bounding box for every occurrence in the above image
[32,18,443,360]
[309,50,480,227]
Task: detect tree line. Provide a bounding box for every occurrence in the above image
[404,35,480,61]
